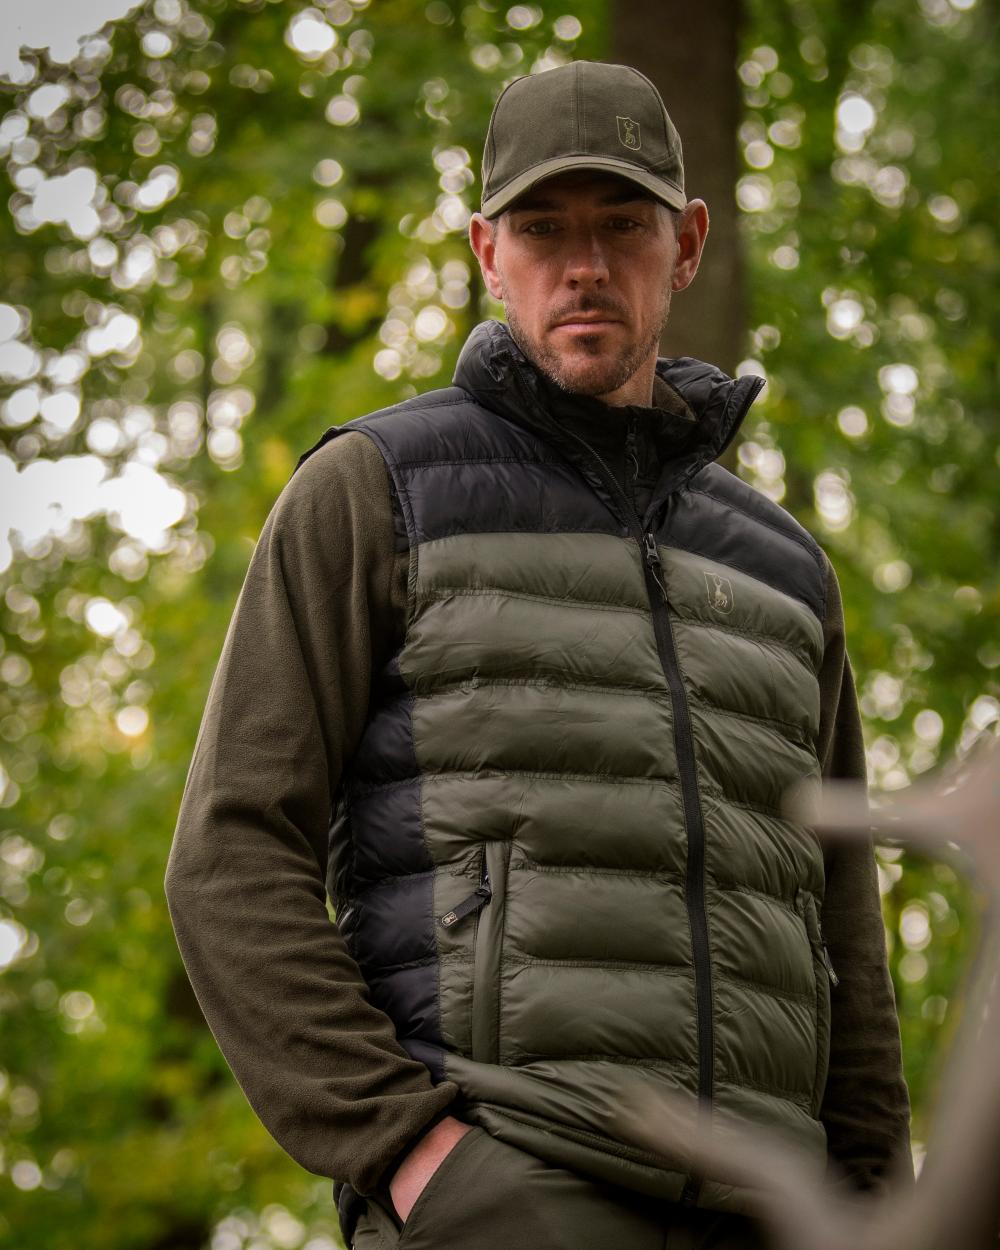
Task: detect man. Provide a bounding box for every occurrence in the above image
[165,61,911,1250]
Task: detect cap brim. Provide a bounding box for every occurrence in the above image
[481,154,686,217]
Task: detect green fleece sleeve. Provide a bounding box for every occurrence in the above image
[815,552,914,1192]
[163,431,458,1196]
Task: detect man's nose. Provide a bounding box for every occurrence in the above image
[563,233,610,286]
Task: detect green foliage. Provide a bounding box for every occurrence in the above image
[0,3,603,1245]
[0,0,995,1244]
[736,0,998,1154]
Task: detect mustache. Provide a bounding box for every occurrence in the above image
[548,298,628,327]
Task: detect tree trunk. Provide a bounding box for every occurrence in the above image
[612,0,745,374]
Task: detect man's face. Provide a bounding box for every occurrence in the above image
[469,171,703,406]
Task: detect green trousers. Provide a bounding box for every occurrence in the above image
[350,1127,769,1250]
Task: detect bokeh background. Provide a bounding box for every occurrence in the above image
[0,0,997,1246]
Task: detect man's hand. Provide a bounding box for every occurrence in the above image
[388,1115,473,1223]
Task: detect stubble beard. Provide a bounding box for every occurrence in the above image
[502,284,673,401]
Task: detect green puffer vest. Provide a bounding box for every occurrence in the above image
[296,321,835,1214]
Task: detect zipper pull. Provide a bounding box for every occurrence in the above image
[817,916,840,986]
[625,420,640,487]
[642,531,668,602]
[438,881,492,928]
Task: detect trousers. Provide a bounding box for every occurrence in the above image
[349,1126,769,1250]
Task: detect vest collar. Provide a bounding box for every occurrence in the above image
[452,320,764,530]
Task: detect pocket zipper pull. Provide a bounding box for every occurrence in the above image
[817,916,840,986]
[438,882,492,928]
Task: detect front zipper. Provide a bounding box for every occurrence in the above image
[502,364,764,1203]
[625,416,640,512]
[519,398,716,1209]
[640,527,714,1209]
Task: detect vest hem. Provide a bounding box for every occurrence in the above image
[468,1101,694,1203]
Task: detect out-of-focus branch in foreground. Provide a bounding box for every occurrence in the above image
[614,739,1000,1250]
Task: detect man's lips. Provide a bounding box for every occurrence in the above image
[552,316,621,330]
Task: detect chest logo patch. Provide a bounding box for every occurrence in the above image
[616,116,641,151]
[703,571,734,614]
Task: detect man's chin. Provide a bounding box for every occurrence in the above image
[505,319,633,398]
[544,358,628,398]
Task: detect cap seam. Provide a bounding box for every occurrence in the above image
[483,75,522,182]
[575,60,583,150]
[631,67,678,178]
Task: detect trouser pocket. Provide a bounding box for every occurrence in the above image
[396,1124,482,1246]
[351,1127,770,1249]
[347,1129,484,1249]
[388,1124,667,1250]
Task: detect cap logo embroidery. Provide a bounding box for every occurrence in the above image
[616,115,641,151]
[703,571,734,614]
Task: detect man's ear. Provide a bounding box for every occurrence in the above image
[671,198,709,293]
[469,212,504,302]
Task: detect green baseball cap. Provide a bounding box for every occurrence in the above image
[480,60,687,219]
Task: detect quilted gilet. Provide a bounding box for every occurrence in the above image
[295,321,835,1213]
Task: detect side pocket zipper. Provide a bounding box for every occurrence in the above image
[800,889,836,1119]
[817,915,839,987]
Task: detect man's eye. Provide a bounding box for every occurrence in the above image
[609,217,642,232]
[524,220,557,236]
